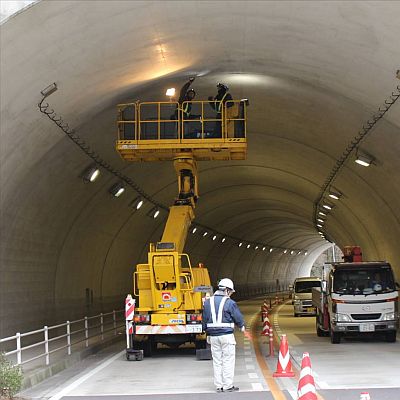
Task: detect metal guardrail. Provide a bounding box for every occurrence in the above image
[0,310,125,367]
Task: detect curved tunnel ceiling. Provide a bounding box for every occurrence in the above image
[1,1,399,336]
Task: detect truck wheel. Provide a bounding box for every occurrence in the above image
[316,319,324,337]
[330,330,341,344]
[386,331,397,343]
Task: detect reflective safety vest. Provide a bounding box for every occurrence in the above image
[217,92,228,113]
[182,102,190,117]
[206,296,235,328]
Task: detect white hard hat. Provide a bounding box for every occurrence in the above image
[218,278,235,292]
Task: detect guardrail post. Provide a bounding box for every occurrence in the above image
[85,317,89,347]
[66,321,71,355]
[113,310,116,335]
[44,326,49,365]
[16,332,22,365]
[100,313,104,340]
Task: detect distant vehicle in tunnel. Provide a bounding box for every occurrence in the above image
[291,277,321,317]
[313,249,399,344]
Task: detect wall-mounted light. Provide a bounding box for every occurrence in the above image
[355,153,374,167]
[192,227,197,234]
[82,165,100,183]
[328,190,342,200]
[109,182,125,197]
[130,196,144,210]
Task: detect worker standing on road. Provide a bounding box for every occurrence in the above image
[202,278,245,393]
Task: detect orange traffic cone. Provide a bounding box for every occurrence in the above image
[273,334,295,377]
[360,393,371,400]
[261,313,271,336]
[297,352,317,400]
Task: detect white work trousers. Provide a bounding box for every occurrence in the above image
[209,333,236,390]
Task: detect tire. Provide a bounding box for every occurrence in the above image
[330,329,341,344]
[386,331,397,343]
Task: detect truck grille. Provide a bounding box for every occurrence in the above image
[302,300,312,307]
[351,313,381,320]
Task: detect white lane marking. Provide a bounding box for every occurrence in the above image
[246,364,255,370]
[288,389,297,399]
[48,350,125,400]
[318,381,330,389]
[248,372,259,379]
[251,382,264,391]
[245,357,253,362]
[244,350,252,355]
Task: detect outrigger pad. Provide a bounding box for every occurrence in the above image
[196,348,212,360]
[126,348,144,361]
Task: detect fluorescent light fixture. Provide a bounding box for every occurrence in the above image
[355,153,373,167]
[221,237,226,243]
[305,252,308,256]
[262,247,266,251]
[238,242,243,247]
[41,82,58,98]
[212,235,217,241]
[283,249,287,254]
[192,227,197,234]
[317,224,323,228]
[318,211,327,217]
[297,251,301,255]
[130,196,144,210]
[290,250,294,255]
[166,88,176,97]
[323,204,333,210]
[255,246,259,250]
[317,218,324,223]
[82,165,100,183]
[247,244,250,249]
[153,209,160,218]
[203,231,208,237]
[328,190,342,200]
[269,248,273,253]
[109,183,125,197]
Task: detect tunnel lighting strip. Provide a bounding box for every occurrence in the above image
[312,83,400,240]
[38,93,305,255]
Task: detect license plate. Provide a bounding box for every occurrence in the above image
[360,323,375,332]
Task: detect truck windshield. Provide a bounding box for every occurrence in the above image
[333,267,396,295]
[294,281,321,293]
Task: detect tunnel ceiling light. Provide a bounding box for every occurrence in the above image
[317,218,325,223]
[40,82,58,98]
[322,203,334,210]
[317,224,323,228]
[290,250,294,255]
[130,196,144,210]
[203,231,208,237]
[262,246,266,251]
[82,165,100,183]
[255,245,259,250]
[318,211,327,217]
[147,207,160,218]
[297,251,301,255]
[109,182,125,197]
[304,251,308,256]
[283,249,287,254]
[269,248,273,252]
[238,242,243,247]
[221,237,226,243]
[328,190,342,200]
[212,235,217,241]
[247,244,251,249]
[355,153,374,167]
[166,88,176,97]
[192,227,197,234]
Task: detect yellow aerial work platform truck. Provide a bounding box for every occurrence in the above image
[115,99,248,359]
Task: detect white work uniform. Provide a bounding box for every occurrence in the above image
[208,296,236,390]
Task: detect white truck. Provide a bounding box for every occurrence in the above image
[313,260,399,344]
[292,277,322,317]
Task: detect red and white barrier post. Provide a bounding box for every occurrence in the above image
[125,294,135,349]
[269,325,274,357]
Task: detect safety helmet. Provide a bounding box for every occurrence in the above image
[187,88,196,98]
[218,278,235,292]
[217,83,229,91]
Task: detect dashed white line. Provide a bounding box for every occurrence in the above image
[245,364,255,370]
[251,382,264,391]
[248,372,259,379]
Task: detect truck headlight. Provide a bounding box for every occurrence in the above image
[336,313,351,322]
[383,312,395,321]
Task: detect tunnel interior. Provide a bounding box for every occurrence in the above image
[1,1,399,337]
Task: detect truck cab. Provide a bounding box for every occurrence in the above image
[314,261,399,343]
[292,277,322,317]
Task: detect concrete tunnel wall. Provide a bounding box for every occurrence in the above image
[1,1,399,338]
